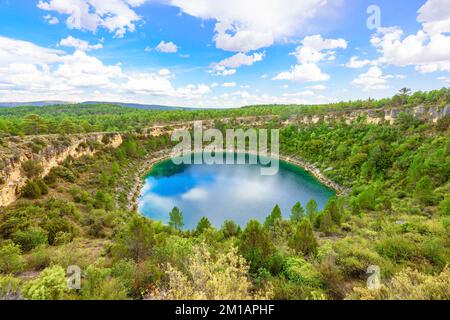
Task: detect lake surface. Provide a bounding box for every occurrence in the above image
[138,154,335,229]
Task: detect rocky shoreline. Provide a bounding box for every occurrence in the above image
[126,149,348,213]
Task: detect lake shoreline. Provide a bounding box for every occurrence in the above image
[126,149,348,212]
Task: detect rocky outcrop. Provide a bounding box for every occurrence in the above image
[0,133,123,207]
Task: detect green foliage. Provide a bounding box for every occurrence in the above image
[440,197,450,216]
[283,257,323,287]
[80,265,128,300]
[43,218,76,245]
[112,216,156,262]
[414,176,434,205]
[290,202,305,222]
[22,160,43,178]
[0,275,22,300]
[22,265,67,300]
[12,227,48,252]
[289,219,318,256]
[239,220,275,273]
[306,199,318,221]
[168,207,184,231]
[0,241,25,274]
[221,220,240,238]
[195,217,212,235]
[264,205,282,229]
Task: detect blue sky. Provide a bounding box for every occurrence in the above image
[0,0,449,108]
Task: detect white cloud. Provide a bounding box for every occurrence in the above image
[59,36,103,51]
[155,41,178,53]
[44,14,59,24]
[282,90,315,97]
[305,84,327,90]
[273,63,330,82]
[437,76,450,82]
[158,68,171,77]
[0,36,212,103]
[352,66,391,91]
[274,35,346,82]
[166,0,329,52]
[37,0,145,37]
[371,0,450,73]
[222,82,237,87]
[211,52,264,75]
[345,56,372,68]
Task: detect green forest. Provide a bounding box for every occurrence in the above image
[0,89,449,300]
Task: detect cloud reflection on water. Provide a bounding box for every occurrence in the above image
[138,161,334,230]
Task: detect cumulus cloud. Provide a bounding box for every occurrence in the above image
[0,36,211,103]
[44,14,59,24]
[211,52,264,76]
[371,0,450,73]
[37,0,145,37]
[345,56,373,68]
[352,66,391,91]
[155,41,178,53]
[165,0,329,52]
[59,36,103,51]
[222,82,236,87]
[274,34,346,82]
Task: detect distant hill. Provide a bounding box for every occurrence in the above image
[80,101,191,111]
[0,101,71,107]
[0,100,193,110]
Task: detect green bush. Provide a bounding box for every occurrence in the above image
[283,257,323,287]
[43,218,76,245]
[374,236,417,263]
[289,219,318,256]
[22,265,67,300]
[13,227,48,252]
[0,275,22,300]
[221,220,240,238]
[26,245,51,271]
[22,160,43,178]
[0,241,25,274]
[21,181,42,199]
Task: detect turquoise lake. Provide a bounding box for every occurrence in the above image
[138,154,335,230]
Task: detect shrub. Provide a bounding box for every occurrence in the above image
[239,220,275,273]
[194,217,212,235]
[22,160,43,178]
[221,220,240,238]
[350,267,450,300]
[26,245,51,271]
[374,236,417,263]
[283,257,323,287]
[151,244,272,300]
[21,181,42,199]
[288,219,318,256]
[111,216,156,262]
[0,241,25,274]
[334,238,388,278]
[0,275,22,300]
[22,265,67,300]
[439,197,450,216]
[13,227,48,252]
[81,265,128,300]
[43,218,76,245]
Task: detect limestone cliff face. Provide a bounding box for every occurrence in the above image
[0,133,123,207]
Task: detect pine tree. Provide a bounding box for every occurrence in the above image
[289,219,318,256]
[306,199,318,222]
[169,207,184,231]
[264,205,282,229]
[290,202,305,222]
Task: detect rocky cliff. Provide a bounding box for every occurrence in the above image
[0,133,122,207]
